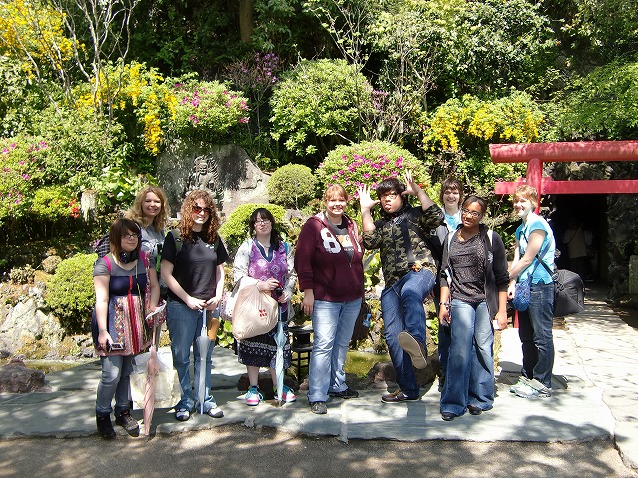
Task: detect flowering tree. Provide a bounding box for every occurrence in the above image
[317,140,433,201]
[169,80,250,143]
[0,137,48,227]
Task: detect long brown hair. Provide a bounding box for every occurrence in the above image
[178,190,220,243]
[125,185,170,230]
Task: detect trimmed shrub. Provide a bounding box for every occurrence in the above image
[267,164,317,209]
[46,253,97,334]
[219,203,287,257]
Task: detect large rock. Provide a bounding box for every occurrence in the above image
[0,298,64,355]
[157,141,269,217]
[0,358,45,392]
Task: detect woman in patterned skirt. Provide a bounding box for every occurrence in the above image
[233,208,297,405]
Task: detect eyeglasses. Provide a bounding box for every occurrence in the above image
[381,192,399,200]
[122,233,139,240]
[461,208,482,218]
[254,219,271,225]
[192,205,213,215]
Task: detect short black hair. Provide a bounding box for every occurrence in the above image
[375,177,406,199]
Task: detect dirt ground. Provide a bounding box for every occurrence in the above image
[0,424,636,478]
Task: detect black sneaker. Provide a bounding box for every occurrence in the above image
[328,388,359,399]
[310,401,327,414]
[96,413,116,440]
[115,410,140,432]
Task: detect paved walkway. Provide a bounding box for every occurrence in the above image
[1,284,636,470]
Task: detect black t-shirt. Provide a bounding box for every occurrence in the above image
[162,230,229,303]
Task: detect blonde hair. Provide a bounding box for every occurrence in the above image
[126,185,170,230]
[513,185,539,208]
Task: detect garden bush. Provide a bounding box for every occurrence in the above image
[219,203,287,257]
[270,59,374,159]
[267,164,317,209]
[317,140,434,201]
[46,253,97,334]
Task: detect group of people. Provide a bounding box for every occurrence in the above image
[92,174,558,439]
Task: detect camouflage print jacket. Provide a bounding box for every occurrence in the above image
[363,203,444,287]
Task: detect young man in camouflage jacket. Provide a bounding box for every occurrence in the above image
[358,171,443,403]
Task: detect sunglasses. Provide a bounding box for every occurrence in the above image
[192,205,213,215]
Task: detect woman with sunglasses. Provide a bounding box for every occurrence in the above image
[93,218,160,438]
[438,196,509,421]
[233,208,297,405]
[161,190,228,421]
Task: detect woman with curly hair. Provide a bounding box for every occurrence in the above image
[161,190,228,421]
[125,185,170,265]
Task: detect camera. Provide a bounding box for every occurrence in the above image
[107,342,125,352]
[274,285,284,297]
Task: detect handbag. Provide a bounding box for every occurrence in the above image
[231,284,279,340]
[536,260,585,317]
[512,276,533,311]
[511,232,550,312]
[220,280,243,322]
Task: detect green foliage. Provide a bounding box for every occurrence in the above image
[92,167,157,212]
[270,59,374,159]
[169,80,250,143]
[29,106,130,189]
[553,59,638,140]
[216,319,234,349]
[317,140,434,200]
[219,203,288,256]
[267,164,317,208]
[46,253,97,334]
[31,186,77,222]
[397,0,557,99]
[560,0,638,57]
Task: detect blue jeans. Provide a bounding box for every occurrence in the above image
[307,298,362,403]
[440,299,494,416]
[96,354,134,415]
[518,281,555,388]
[167,300,217,412]
[381,269,435,398]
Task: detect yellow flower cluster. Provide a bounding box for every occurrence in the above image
[0,0,75,73]
[424,93,543,151]
[72,61,178,154]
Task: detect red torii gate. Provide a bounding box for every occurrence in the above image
[490,140,638,205]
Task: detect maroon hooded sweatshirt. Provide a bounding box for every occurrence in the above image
[294,212,364,303]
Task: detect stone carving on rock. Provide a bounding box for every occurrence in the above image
[190,155,224,209]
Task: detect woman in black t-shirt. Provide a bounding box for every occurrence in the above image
[161,190,228,422]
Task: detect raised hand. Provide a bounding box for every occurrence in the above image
[402,169,421,196]
[357,184,379,211]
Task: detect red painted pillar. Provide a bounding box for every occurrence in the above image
[526,157,543,213]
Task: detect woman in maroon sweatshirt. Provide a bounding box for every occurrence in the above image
[295,184,364,415]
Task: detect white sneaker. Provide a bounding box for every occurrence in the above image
[205,406,224,418]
